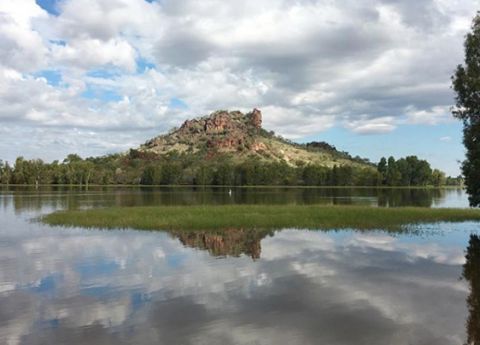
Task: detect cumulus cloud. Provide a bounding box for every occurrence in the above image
[0,0,477,161]
[0,1,48,72]
[51,38,137,72]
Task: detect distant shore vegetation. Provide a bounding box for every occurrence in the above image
[0,152,462,187]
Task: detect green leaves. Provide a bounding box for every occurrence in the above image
[452,13,480,206]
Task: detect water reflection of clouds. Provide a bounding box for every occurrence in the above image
[347,233,466,265]
[265,230,469,344]
[0,218,473,345]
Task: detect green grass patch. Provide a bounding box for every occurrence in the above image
[42,204,480,231]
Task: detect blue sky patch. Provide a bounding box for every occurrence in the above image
[82,85,123,102]
[302,122,464,176]
[36,0,61,16]
[169,97,188,109]
[87,69,122,79]
[35,70,62,86]
[136,57,156,73]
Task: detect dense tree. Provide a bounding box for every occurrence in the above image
[0,152,452,188]
[452,13,480,206]
[141,165,162,185]
[213,163,235,186]
[160,162,182,185]
[194,165,214,185]
[0,160,4,184]
[431,169,446,187]
[408,157,428,185]
[337,166,354,186]
[355,168,382,186]
[0,161,8,185]
[385,157,401,186]
[377,157,387,184]
[302,165,324,185]
[11,157,47,185]
[377,155,451,187]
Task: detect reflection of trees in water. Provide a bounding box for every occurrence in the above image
[2,186,460,212]
[170,229,273,259]
[4,186,115,212]
[377,188,445,207]
[463,234,480,345]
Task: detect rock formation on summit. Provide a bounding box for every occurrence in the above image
[140,107,371,169]
[249,108,262,128]
[145,109,266,154]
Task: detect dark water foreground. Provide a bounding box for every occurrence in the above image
[0,187,478,345]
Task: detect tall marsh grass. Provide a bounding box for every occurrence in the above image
[42,204,480,231]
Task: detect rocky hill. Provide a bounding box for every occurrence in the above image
[141,108,371,168]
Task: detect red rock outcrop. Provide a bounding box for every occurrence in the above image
[249,108,262,128]
[204,112,234,133]
[146,108,264,153]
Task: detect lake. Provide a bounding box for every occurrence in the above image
[0,187,477,345]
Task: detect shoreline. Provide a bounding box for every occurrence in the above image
[0,184,464,190]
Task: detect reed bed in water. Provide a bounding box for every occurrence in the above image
[42,204,480,231]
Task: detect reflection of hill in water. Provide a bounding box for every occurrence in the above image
[171,229,274,259]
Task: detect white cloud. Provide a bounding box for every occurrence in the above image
[0,0,47,27]
[440,136,452,142]
[405,105,453,125]
[0,0,477,161]
[344,116,396,134]
[52,0,161,40]
[51,38,137,72]
[0,1,48,72]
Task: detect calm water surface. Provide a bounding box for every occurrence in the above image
[0,187,478,345]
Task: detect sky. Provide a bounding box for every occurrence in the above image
[0,0,478,176]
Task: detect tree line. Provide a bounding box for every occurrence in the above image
[0,151,460,187]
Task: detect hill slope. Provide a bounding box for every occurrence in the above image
[1,108,455,187]
[140,108,371,169]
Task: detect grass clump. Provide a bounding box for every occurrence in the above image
[42,204,480,231]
